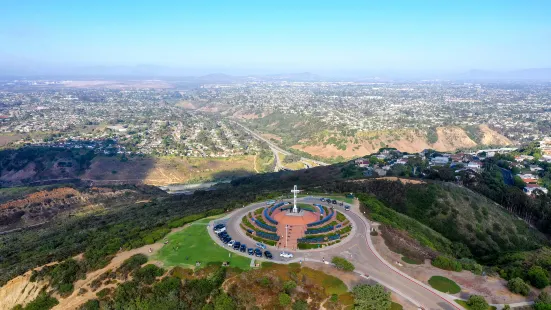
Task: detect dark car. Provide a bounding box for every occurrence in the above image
[248,248,254,255]
[214,224,224,230]
[264,251,273,259]
[332,199,337,204]
[320,198,325,201]
[233,241,241,250]
[254,248,262,257]
[222,237,231,244]
[240,244,247,252]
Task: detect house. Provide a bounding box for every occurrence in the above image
[355,158,370,168]
[524,184,549,195]
[374,168,387,176]
[515,155,534,162]
[467,161,483,170]
[396,158,408,165]
[375,154,387,160]
[430,156,449,166]
[530,165,544,172]
[518,174,538,184]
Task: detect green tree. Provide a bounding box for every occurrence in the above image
[535,292,551,310]
[503,305,511,310]
[507,277,530,296]
[331,256,355,271]
[283,280,297,294]
[214,293,236,310]
[528,266,550,289]
[466,295,489,310]
[23,292,59,310]
[513,176,527,189]
[352,284,391,310]
[292,300,308,310]
[279,293,292,306]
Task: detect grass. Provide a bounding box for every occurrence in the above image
[300,267,348,295]
[153,218,251,270]
[428,276,461,294]
[401,256,423,265]
[455,300,496,310]
[390,302,404,310]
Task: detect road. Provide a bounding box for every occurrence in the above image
[209,197,461,310]
[232,121,329,169]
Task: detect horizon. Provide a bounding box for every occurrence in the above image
[2,0,550,76]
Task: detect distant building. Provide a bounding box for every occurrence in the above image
[524,184,549,195]
[430,156,449,166]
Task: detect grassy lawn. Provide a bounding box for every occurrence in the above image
[455,300,496,310]
[401,256,423,265]
[428,276,461,294]
[153,218,251,270]
[300,267,348,295]
[390,302,404,310]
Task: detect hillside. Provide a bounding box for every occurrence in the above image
[0,147,259,187]
[290,125,512,160]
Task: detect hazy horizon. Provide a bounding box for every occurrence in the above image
[2,0,550,76]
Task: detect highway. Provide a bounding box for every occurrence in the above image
[232,121,329,170]
[209,197,461,310]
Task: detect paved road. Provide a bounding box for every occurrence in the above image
[209,197,461,310]
[232,121,329,168]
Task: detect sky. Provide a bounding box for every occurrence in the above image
[1,0,550,75]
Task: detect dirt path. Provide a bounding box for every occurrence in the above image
[52,224,190,309]
[253,155,259,173]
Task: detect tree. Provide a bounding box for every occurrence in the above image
[279,293,292,306]
[528,266,550,289]
[352,284,391,310]
[507,277,530,296]
[513,176,527,189]
[214,293,236,310]
[292,300,308,310]
[503,305,511,310]
[283,280,297,294]
[466,295,489,310]
[331,256,355,271]
[535,292,551,310]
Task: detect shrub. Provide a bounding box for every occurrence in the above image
[292,300,308,310]
[117,254,148,278]
[283,280,297,293]
[279,293,292,306]
[507,277,530,296]
[352,284,391,310]
[431,256,462,272]
[528,266,550,289]
[466,295,489,310]
[79,299,100,310]
[535,292,551,310]
[332,256,355,271]
[23,292,59,310]
[134,264,165,285]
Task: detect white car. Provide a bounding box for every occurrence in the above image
[280,251,294,258]
[227,240,235,247]
[214,227,226,234]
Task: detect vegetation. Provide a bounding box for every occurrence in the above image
[528,265,550,289]
[535,292,551,310]
[15,292,59,310]
[428,276,461,294]
[154,218,251,270]
[331,256,355,271]
[352,284,391,310]
[432,256,462,272]
[401,256,423,264]
[507,277,530,296]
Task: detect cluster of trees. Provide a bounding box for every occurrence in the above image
[331,257,355,271]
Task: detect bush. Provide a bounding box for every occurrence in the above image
[507,277,530,296]
[528,266,550,289]
[134,264,165,285]
[332,256,355,271]
[23,292,59,310]
[292,300,308,310]
[431,256,462,272]
[117,254,148,278]
[283,280,297,293]
[79,299,100,310]
[535,292,551,310]
[279,293,292,306]
[466,295,489,310]
[352,284,391,310]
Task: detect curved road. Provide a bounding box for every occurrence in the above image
[209,197,461,310]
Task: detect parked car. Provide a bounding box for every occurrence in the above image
[240,244,247,252]
[214,227,226,234]
[255,242,267,249]
[227,240,235,247]
[248,248,254,255]
[222,237,231,244]
[213,224,224,230]
[280,251,293,258]
[332,199,337,204]
[233,242,241,250]
[254,248,262,257]
[264,251,273,259]
[320,198,325,201]
[344,205,350,211]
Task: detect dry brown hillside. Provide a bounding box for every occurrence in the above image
[292,125,513,159]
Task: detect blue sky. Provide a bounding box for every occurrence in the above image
[1,0,550,74]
